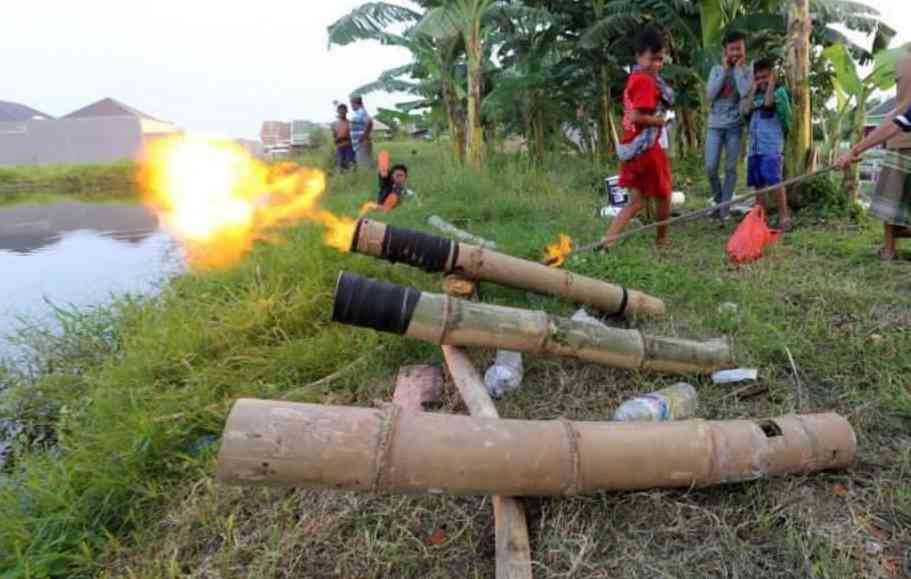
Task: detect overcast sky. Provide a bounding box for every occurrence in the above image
[3,0,908,139]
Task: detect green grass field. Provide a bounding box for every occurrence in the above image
[1,143,909,578]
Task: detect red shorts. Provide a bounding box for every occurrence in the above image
[618,144,672,199]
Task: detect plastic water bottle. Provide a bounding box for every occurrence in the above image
[484,350,524,398]
[612,383,698,422]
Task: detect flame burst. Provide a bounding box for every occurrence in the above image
[140,136,359,269]
[544,234,573,268]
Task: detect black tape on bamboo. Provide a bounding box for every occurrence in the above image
[333,273,732,374]
[350,218,666,318]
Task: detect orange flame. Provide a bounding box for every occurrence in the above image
[544,234,573,268]
[140,136,359,269]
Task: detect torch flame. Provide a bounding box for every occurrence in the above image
[140,136,359,269]
[544,234,573,268]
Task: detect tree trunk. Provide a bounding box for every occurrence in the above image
[531,97,546,163]
[466,20,484,169]
[785,0,812,180]
[598,63,615,163]
[442,78,466,163]
[843,99,866,202]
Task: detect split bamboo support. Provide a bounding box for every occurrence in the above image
[442,346,533,579]
[217,400,856,495]
[332,272,732,374]
[351,218,665,318]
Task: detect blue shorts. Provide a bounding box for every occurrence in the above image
[747,155,783,188]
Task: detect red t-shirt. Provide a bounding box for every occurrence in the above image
[620,71,660,144]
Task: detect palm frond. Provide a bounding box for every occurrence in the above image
[327,2,422,47]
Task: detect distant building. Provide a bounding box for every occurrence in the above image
[0,100,54,122]
[260,121,291,148]
[0,97,179,166]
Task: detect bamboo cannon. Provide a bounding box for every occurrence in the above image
[332,272,732,374]
[350,218,665,318]
[442,346,533,579]
[216,400,856,495]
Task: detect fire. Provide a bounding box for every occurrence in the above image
[544,234,573,268]
[140,136,359,269]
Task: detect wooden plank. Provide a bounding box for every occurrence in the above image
[441,345,533,579]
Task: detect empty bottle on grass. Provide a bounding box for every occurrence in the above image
[613,383,698,422]
[484,350,524,398]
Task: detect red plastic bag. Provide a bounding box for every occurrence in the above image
[726,206,780,263]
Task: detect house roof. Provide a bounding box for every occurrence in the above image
[0,100,54,121]
[0,117,146,166]
[62,97,165,122]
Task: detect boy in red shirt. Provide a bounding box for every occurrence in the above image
[604,26,674,248]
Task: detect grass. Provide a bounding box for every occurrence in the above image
[1,142,910,578]
[0,161,139,206]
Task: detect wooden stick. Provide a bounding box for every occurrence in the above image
[548,166,839,263]
[442,346,533,579]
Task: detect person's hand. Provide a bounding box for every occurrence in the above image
[769,69,777,86]
[834,150,860,170]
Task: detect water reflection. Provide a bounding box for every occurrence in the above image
[0,201,185,356]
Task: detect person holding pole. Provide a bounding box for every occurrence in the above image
[603,26,675,249]
[705,31,753,222]
[836,51,911,260]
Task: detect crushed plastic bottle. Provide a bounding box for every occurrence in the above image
[484,350,524,398]
[612,383,698,422]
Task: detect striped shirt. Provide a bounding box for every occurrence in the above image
[895,105,911,133]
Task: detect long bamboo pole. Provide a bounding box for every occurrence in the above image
[551,166,839,263]
[216,400,856,495]
[351,219,665,318]
[332,273,732,374]
[442,346,533,579]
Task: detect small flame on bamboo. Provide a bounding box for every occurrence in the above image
[544,234,573,268]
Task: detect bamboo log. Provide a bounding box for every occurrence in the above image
[442,346,533,579]
[332,272,732,374]
[217,400,856,495]
[351,218,665,318]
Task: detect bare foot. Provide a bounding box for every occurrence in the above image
[779,219,792,232]
[655,238,672,251]
[879,248,897,261]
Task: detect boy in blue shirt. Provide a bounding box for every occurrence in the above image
[742,58,792,230]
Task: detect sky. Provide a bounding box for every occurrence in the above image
[3,0,909,140]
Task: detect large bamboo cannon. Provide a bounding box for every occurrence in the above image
[332,272,732,374]
[217,400,856,495]
[350,219,665,318]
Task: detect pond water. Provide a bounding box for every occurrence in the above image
[0,201,185,363]
[0,201,185,466]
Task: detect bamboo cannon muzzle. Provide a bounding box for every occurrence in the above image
[351,218,666,318]
[332,272,732,374]
[216,399,857,495]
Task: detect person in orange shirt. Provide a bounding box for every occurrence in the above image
[372,151,410,212]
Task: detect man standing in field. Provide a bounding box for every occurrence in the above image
[705,30,753,221]
[350,95,374,169]
[332,103,355,171]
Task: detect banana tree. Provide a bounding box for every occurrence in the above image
[417,1,545,168]
[823,43,905,200]
[328,2,468,162]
